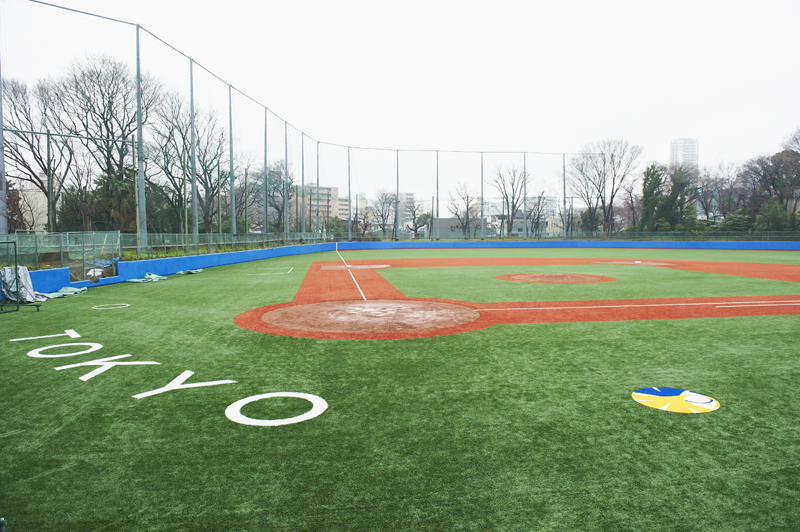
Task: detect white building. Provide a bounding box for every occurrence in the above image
[670,138,699,168]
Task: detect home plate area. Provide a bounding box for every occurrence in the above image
[260,299,480,333]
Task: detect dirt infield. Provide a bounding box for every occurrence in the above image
[497,273,616,284]
[234,257,800,340]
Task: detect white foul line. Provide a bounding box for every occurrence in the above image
[335,242,349,267]
[715,302,800,308]
[247,267,293,276]
[335,242,366,300]
[477,299,800,311]
[349,269,367,301]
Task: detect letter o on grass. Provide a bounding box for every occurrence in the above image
[225,392,328,427]
[27,343,104,358]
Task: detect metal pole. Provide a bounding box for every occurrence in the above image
[135,25,147,250]
[46,130,52,232]
[0,46,6,235]
[182,165,187,235]
[436,150,440,240]
[316,141,320,234]
[228,85,236,235]
[263,107,269,234]
[244,167,248,234]
[347,147,352,241]
[480,152,485,240]
[190,59,198,243]
[283,122,288,241]
[395,149,399,241]
[301,134,306,234]
[523,152,528,240]
[213,162,219,235]
[563,153,567,239]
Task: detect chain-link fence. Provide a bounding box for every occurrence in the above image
[4,229,798,280]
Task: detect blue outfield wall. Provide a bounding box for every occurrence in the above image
[27,239,800,293]
[338,240,800,251]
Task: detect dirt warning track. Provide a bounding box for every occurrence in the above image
[234,258,800,340]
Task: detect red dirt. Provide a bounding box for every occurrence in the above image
[233,257,800,340]
[260,299,480,333]
[497,273,616,284]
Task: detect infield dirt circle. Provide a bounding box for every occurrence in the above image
[260,299,480,333]
[496,273,616,284]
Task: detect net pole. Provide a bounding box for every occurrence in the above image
[190,59,198,243]
[46,130,53,232]
[435,150,440,240]
[480,152,485,240]
[301,134,306,234]
[394,150,399,241]
[228,85,236,236]
[563,153,567,239]
[0,46,7,235]
[523,152,528,240]
[262,107,269,235]
[315,141,320,235]
[347,147,352,242]
[283,122,288,242]
[135,25,147,252]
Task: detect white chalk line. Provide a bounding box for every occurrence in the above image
[715,302,800,308]
[247,267,293,276]
[477,299,800,311]
[335,242,366,300]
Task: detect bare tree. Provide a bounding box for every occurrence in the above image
[526,193,548,236]
[620,177,642,229]
[404,196,429,238]
[783,128,800,155]
[193,110,226,232]
[568,139,643,234]
[491,165,528,235]
[49,56,161,180]
[449,183,479,239]
[2,78,75,230]
[371,190,396,237]
[357,205,373,236]
[3,180,38,231]
[267,160,294,232]
[148,91,194,232]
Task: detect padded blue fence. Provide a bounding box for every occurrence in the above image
[27,239,800,293]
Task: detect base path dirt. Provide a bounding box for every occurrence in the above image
[234,257,800,340]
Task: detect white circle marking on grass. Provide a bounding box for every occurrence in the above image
[225,392,328,427]
[27,343,104,358]
[92,303,130,310]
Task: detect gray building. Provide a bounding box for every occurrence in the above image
[670,138,699,168]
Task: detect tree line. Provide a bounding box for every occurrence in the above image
[568,137,800,234]
[2,55,299,234]
[5,56,798,236]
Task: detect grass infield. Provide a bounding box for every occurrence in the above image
[1,248,799,531]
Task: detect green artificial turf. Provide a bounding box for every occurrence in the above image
[338,246,800,265]
[380,263,800,302]
[1,248,799,531]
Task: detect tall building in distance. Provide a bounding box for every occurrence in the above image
[670,138,699,168]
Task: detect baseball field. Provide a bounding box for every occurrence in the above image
[2,246,799,531]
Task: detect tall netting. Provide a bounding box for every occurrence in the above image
[1,1,585,249]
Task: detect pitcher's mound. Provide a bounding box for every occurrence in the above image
[497,273,615,284]
[260,299,479,333]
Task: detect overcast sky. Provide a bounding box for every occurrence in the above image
[2,0,799,202]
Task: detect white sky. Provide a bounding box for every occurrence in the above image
[2,0,799,205]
